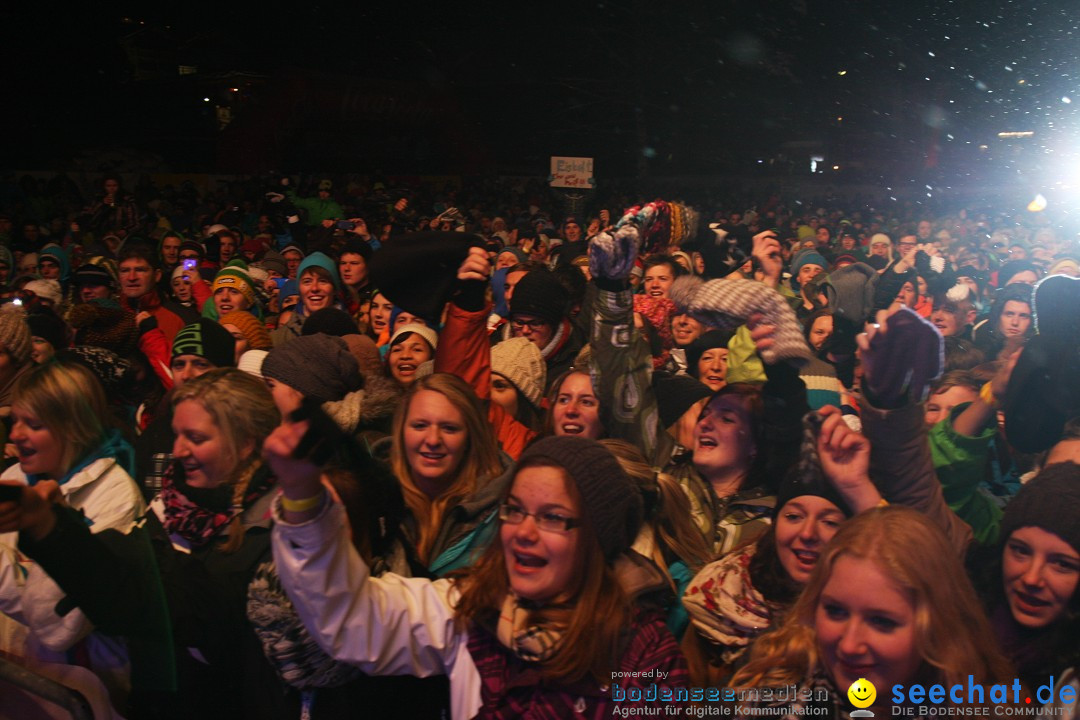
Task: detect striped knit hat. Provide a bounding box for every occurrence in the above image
[211,264,257,308]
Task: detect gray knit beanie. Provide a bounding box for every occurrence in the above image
[262,333,362,404]
[516,436,643,561]
[491,337,546,409]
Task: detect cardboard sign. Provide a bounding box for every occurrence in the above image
[549,157,594,188]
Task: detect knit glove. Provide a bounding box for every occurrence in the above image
[669,275,812,366]
[861,307,943,407]
[821,262,879,325]
[588,224,640,281]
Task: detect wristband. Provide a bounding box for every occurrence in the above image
[281,490,324,513]
[979,381,999,409]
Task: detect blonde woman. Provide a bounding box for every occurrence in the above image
[0,360,144,712]
[730,507,1011,718]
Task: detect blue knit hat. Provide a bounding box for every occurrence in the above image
[296,252,341,295]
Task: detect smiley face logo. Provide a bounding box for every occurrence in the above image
[847,678,876,709]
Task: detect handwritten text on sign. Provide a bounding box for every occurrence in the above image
[550,157,594,188]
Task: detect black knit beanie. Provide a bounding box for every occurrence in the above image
[172,319,235,368]
[653,372,713,429]
[509,271,569,326]
[26,311,68,353]
[516,436,643,561]
[685,329,734,379]
[301,307,360,338]
[262,333,362,404]
[999,462,1080,554]
[775,412,854,517]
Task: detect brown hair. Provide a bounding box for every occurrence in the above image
[453,458,631,684]
[732,507,1012,692]
[390,373,503,564]
[599,439,711,578]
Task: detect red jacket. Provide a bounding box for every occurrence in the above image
[436,302,536,460]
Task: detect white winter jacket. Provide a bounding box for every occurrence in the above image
[272,497,483,720]
[0,456,146,704]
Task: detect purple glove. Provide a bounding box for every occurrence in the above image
[861,307,943,407]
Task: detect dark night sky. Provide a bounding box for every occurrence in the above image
[6,2,1079,185]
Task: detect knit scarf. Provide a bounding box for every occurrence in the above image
[495,593,566,663]
[159,459,269,548]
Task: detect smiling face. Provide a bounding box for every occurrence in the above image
[501,465,582,603]
[403,389,468,495]
[697,348,729,392]
[552,371,602,439]
[10,405,64,478]
[643,263,676,299]
[299,269,335,314]
[775,497,845,584]
[816,555,920,698]
[388,335,433,386]
[1002,526,1080,629]
[672,313,706,347]
[172,399,247,489]
[693,393,755,484]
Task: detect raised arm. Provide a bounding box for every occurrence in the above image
[856,306,973,555]
[263,418,482,719]
[588,227,661,460]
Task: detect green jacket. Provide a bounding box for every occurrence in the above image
[928,402,1003,546]
[285,190,344,226]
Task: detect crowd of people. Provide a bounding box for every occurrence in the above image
[0,171,1075,719]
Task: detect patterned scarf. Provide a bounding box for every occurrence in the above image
[159,460,271,548]
[494,594,566,663]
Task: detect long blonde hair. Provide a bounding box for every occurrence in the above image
[732,506,1012,691]
[172,368,280,552]
[389,373,503,564]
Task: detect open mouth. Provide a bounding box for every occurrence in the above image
[697,436,718,448]
[396,363,416,375]
[419,451,446,463]
[512,551,548,572]
[560,423,585,435]
[792,549,819,568]
[1012,589,1051,611]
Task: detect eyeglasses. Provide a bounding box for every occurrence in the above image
[510,317,548,331]
[498,503,580,533]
